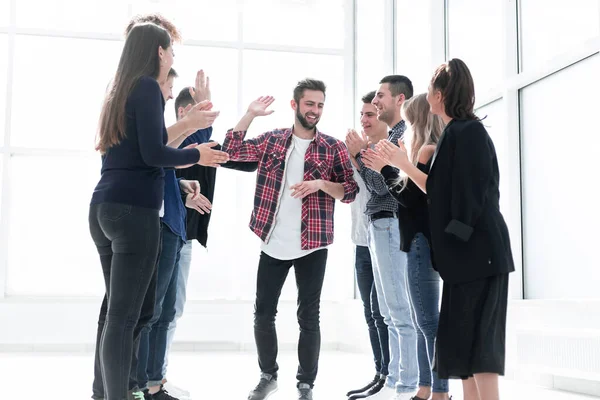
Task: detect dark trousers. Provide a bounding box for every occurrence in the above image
[136,223,183,389]
[254,249,328,387]
[355,245,390,376]
[89,203,160,400]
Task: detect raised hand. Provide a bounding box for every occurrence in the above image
[247,96,275,117]
[185,100,220,130]
[196,141,230,168]
[376,140,410,169]
[189,69,211,103]
[185,192,212,214]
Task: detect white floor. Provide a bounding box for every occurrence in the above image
[1,350,598,399]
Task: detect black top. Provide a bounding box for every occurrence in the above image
[176,143,258,247]
[91,76,200,210]
[426,119,515,284]
[381,159,432,253]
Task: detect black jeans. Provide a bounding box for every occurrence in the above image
[254,249,328,387]
[89,203,160,400]
[355,245,389,376]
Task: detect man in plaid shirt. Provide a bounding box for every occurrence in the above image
[222,79,357,400]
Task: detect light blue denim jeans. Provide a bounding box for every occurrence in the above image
[368,217,418,394]
[162,240,193,377]
[407,233,448,393]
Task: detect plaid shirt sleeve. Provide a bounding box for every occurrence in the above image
[331,141,358,203]
[222,129,270,162]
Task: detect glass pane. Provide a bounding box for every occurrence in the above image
[476,101,509,219]
[164,45,239,136]
[0,34,7,135]
[448,0,504,99]
[6,154,105,296]
[520,0,599,71]
[15,0,129,34]
[130,0,239,42]
[11,35,123,150]
[242,0,345,49]
[520,55,600,299]
[396,0,434,95]
[356,0,389,103]
[0,0,9,27]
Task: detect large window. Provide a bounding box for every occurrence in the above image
[520,55,600,300]
[0,0,364,302]
[447,0,504,100]
[519,0,600,71]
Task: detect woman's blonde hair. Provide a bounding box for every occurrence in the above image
[399,93,444,189]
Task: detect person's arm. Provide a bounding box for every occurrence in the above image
[134,77,200,167]
[328,141,358,203]
[445,122,493,242]
[201,142,259,172]
[166,119,193,147]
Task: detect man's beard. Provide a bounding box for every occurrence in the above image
[296,109,319,130]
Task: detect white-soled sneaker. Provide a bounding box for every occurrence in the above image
[162,382,190,400]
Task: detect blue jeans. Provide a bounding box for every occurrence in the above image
[136,223,184,389]
[163,240,193,377]
[407,233,448,393]
[368,217,418,394]
[355,245,390,376]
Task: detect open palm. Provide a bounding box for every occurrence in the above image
[248,96,275,116]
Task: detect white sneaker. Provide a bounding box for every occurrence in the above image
[162,381,191,400]
[364,385,396,399]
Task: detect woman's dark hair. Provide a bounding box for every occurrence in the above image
[96,22,171,153]
[430,58,478,121]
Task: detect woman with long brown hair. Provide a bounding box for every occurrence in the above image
[376,59,514,400]
[88,22,228,400]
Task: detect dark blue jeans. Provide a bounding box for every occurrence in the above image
[136,223,184,389]
[407,233,448,393]
[89,203,160,400]
[355,245,389,376]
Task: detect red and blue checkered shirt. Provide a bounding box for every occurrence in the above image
[223,127,358,250]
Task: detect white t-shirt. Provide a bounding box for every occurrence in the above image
[350,167,369,247]
[261,135,325,260]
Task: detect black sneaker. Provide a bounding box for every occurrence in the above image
[149,387,179,400]
[248,373,278,400]
[346,374,380,396]
[297,383,313,400]
[349,377,385,399]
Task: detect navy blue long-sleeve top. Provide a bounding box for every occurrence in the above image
[91,76,200,210]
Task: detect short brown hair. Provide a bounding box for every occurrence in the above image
[124,13,182,43]
[361,90,376,104]
[430,58,478,121]
[380,75,413,99]
[293,78,326,103]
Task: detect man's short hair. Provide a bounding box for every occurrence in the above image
[175,86,195,117]
[380,75,413,100]
[293,78,326,104]
[124,13,182,42]
[361,90,376,104]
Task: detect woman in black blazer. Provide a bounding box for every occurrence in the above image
[376,59,514,400]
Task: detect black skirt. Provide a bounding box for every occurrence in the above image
[433,273,509,380]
